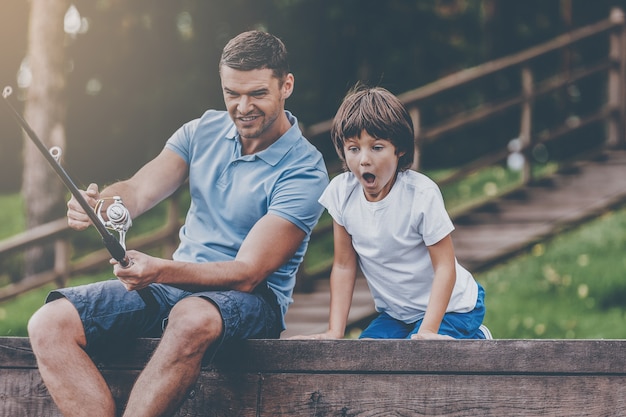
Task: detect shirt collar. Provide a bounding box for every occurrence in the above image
[226,111,301,166]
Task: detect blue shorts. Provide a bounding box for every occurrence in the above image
[46,279,282,354]
[359,283,487,339]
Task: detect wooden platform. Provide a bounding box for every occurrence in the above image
[282,149,626,338]
[2,337,626,416]
[453,149,626,272]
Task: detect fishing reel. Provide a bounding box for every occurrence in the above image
[94,197,132,249]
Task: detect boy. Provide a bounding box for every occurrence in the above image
[295,86,490,340]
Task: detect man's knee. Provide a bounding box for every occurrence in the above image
[28,297,85,350]
[167,297,223,343]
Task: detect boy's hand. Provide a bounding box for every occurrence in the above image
[287,331,342,340]
[410,330,454,340]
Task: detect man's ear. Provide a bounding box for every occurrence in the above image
[282,73,294,100]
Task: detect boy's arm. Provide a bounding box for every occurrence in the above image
[325,221,358,338]
[413,234,457,340]
[289,220,357,339]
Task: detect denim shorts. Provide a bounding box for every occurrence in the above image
[359,282,487,339]
[46,279,282,354]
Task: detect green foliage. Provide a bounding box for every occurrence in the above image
[0,194,25,239]
[0,194,25,284]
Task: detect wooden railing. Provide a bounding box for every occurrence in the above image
[1,8,625,301]
[0,194,182,302]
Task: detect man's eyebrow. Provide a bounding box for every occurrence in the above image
[223,87,269,95]
[249,87,269,95]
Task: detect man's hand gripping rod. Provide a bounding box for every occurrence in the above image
[2,86,132,267]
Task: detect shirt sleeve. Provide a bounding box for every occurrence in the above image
[269,165,329,235]
[419,185,455,246]
[165,118,200,164]
[318,173,346,227]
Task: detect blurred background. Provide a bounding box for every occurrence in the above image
[2,0,626,339]
[1,0,625,190]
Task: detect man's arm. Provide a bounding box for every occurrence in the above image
[99,148,188,218]
[67,148,188,229]
[113,213,306,292]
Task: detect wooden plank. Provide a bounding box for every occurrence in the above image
[3,338,626,416]
[257,374,626,417]
[1,369,62,417]
[6,369,625,417]
[5,338,626,375]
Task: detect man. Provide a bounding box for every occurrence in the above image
[27,30,328,417]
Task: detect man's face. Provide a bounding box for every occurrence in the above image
[220,66,294,142]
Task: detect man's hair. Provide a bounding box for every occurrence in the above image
[331,85,415,172]
[220,30,290,81]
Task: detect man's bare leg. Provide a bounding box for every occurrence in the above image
[28,298,116,417]
[122,297,222,417]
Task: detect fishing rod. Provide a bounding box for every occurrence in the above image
[2,86,131,267]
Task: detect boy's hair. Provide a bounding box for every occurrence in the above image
[331,85,415,172]
[220,30,290,82]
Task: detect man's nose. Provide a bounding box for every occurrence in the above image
[237,95,252,114]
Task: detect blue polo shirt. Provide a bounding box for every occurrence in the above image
[165,110,328,320]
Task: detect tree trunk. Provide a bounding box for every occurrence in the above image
[22,0,70,277]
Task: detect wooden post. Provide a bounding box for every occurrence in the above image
[53,239,69,288]
[409,106,421,171]
[520,65,534,184]
[607,7,625,148]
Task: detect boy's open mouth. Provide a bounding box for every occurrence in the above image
[363,173,376,184]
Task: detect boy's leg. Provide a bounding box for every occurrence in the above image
[410,283,487,339]
[358,312,413,339]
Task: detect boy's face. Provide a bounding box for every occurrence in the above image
[344,130,405,202]
[220,66,294,143]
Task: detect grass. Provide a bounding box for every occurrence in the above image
[1,163,625,339]
[480,207,626,339]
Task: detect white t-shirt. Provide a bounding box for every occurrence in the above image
[319,170,478,323]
